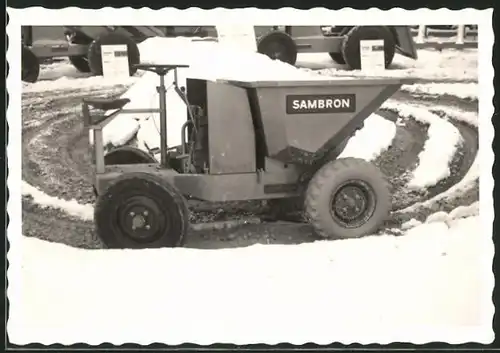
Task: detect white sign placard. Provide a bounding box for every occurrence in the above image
[101,44,130,79]
[360,39,385,72]
[216,25,257,52]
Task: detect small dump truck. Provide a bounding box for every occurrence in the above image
[21,26,165,83]
[255,26,418,69]
[82,63,414,249]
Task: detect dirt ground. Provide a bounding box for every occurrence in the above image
[20,71,480,250]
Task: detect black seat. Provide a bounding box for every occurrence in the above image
[134,63,190,75]
[83,98,131,111]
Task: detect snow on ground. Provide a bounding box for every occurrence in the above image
[398,95,479,213]
[23,71,140,94]
[425,201,479,225]
[8,210,492,345]
[401,83,478,101]
[297,49,477,82]
[36,59,92,81]
[21,181,93,221]
[382,101,463,189]
[430,105,479,127]
[401,154,479,213]
[339,113,396,161]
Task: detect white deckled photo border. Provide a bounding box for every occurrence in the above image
[6,7,495,345]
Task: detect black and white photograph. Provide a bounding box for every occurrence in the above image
[5,7,494,345]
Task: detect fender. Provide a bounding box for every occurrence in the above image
[104,146,157,165]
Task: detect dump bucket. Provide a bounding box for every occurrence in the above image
[224,78,415,164]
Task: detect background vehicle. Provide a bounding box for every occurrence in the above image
[21,26,163,82]
[254,26,419,69]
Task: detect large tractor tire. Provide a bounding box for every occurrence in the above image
[341,26,396,70]
[87,32,141,77]
[22,46,40,83]
[66,30,93,73]
[69,56,91,73]
[94,172,190,249]
[304,157,390,239]
[328,52,346,65]
[257,31,298,66]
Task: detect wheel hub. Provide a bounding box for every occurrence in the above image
[131,213,148,230]
[267,42,286,60]
[330,181,375,228]
[118,196,165,242]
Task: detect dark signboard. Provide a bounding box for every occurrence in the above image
[286,94,356,114]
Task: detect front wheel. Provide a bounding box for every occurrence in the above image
[94,173,190,249]
[304,157,390,239]
[257,31,298,66]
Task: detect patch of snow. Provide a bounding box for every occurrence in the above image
[136,116,161,158]
[338,113,396,161]
[8,215,492,345]
[448,201,480,220]
[88,115,140,148]
[401,218,422,230]
[37,59,92,81]
[388,99,479,128]
[112,70,191,150]
[138,37,327,82]
[400,153,479,213]
[307,49,477,82]
[426,211,450,224]
[23,75,139,94]
[21,182,93,221]
[296,53,339,70]
[382,102,463,189]
[431,106,478,127]
[401,83,478,101]
[423,202,480,226]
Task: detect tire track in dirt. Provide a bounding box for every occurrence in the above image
[393,90,478,113]
[22,89,126,204]
[373,109,429,211]
[20,86,479,249]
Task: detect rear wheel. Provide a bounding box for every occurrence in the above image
[257,31,298,66]
[305,157,390,239]
[87,32,141,76]
[341,26,396,70]
[94,173,190,249]
[266,138,351,222]
[22,46,40,83]
[66,29,93,72]
[68,55,91,73]
[328,52,346,64]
